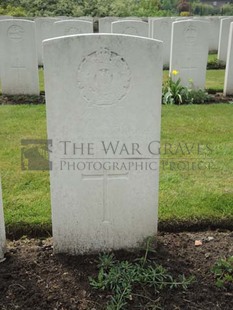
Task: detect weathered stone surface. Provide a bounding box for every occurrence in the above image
[152,17,172,66]
[218,17,233,63]
[35,17,60,65]
[53,20,93,36]
[43,34,163,254]
[0,19,39,95]
[224,22,233,95]
[111,20,149,37]
[170,20,209,89]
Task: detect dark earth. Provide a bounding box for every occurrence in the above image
[0,230,232,310]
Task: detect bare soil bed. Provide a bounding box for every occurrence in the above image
[0,230,232,310]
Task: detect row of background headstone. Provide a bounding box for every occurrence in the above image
[0,15,230,63]
[1,16,233,95]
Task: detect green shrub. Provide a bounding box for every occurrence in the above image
[0,0,175,17]
[192,3,219,15]
[221,4,233,16]
[0,4,26,16]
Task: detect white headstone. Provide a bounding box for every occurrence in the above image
[43,34,163,254]
[218,17,233,63]
[121,17,142,21]
[0,178,6,261]
[35,17,60,65]
[205,16,221,52]
[53,20,93,36]
[13,16,33,20]
[77,16,93,22]
[0,19,39,95]
[111,20,149,37]
[192,17,205,20]
[148,17,160,38]
[57,17,94,22]
[99,17,143,34]
[99,17,118,33]
[224,22,233,95]
[152,18,172,66]
[174,17,193,21]
[0,16,12,20]
[170,20,209,89]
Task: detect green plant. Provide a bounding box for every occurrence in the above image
[191,2,219,15]
[0,4,26,16]
[97,252,116,269]
[207,58,225,70]
[180,11,190,16]
[221,3,233,16]
[212,256,233,289]
[89,250,195,309]
[162,70,184,105]
[162,71,211,105]
[180,87,211,104]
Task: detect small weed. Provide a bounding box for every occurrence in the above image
[212,256,233,289]
[89,243,195,309]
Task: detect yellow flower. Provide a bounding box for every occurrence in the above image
[172,70,179,76]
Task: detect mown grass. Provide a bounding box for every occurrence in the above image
[0,106,50,233]
[1,104,233,234]
[39,68,44,93]
[163,69,225,92]
[205,70,225,92]
[208,53,217,63]
[1,66,225,95]
[159,104,233,228]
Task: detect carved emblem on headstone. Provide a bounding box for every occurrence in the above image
[7,25,24,41]
[78,48,131,106]
[64,27,80,35]
[184,24,197,44]
[123,27,138,35]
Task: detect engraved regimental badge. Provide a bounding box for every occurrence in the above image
[77,48,131,106]
[7,25,24,41]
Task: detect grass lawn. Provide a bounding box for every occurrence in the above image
[163,69,225,92]
[0,69,226,95]
[205,70,225,92]
[208,53,218,63]
[1,104,233,235]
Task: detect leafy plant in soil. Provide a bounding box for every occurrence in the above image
[162,70,211,105]
[212,256,233,289]
[89,240,195,309]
